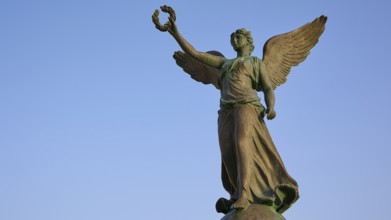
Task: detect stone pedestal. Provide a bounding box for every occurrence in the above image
[221,204,285,220]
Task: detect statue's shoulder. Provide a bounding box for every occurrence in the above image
[221,58,235,70]
[249,56,261,62]
[248,56,262,66]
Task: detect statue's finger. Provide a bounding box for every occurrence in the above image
[168,16,175,23]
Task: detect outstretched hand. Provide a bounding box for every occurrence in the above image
[167,17,178,36]
[152,5,177,35]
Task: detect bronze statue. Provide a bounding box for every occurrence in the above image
[152,5,327,218]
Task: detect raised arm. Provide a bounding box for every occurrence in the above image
[152,6,225,69]
[259,61,276,120]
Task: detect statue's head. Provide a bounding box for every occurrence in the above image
[231,28,254,54]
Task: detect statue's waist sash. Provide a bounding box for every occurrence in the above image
[219,98,266,116]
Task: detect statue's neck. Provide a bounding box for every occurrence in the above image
[236,48,251,57]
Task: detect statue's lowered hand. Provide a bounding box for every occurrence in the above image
[266,109,276,120]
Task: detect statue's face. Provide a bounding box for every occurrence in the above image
[231,33,248,51]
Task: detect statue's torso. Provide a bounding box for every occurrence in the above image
[219,56,260,104]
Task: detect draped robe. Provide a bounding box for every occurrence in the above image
[217,56,299,213]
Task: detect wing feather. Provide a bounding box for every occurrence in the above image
[262,15,327,89]
[173,50,224,89]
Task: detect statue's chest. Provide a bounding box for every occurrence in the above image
[222,57,253,79]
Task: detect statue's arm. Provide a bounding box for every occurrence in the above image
[168,19,225,69]
[259,61,276,120]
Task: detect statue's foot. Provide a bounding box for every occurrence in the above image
[216,197,234,214]
[230,197,250,210]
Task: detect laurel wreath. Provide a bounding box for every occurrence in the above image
[152,5,176,32]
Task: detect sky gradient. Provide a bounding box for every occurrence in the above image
[1,1,390,220]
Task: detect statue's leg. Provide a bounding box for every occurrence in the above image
[216,164,235,214]
[218,109,238,199]
[221,161,235,197]
[231,105,256,210]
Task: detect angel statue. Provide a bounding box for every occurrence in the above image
[152,5,327,217]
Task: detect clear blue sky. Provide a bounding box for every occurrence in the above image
[1,1,390,220]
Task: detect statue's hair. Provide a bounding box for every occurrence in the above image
[231,28,255,53]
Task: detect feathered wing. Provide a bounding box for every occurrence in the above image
[173,50,224,89]
[262,15,327,90]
